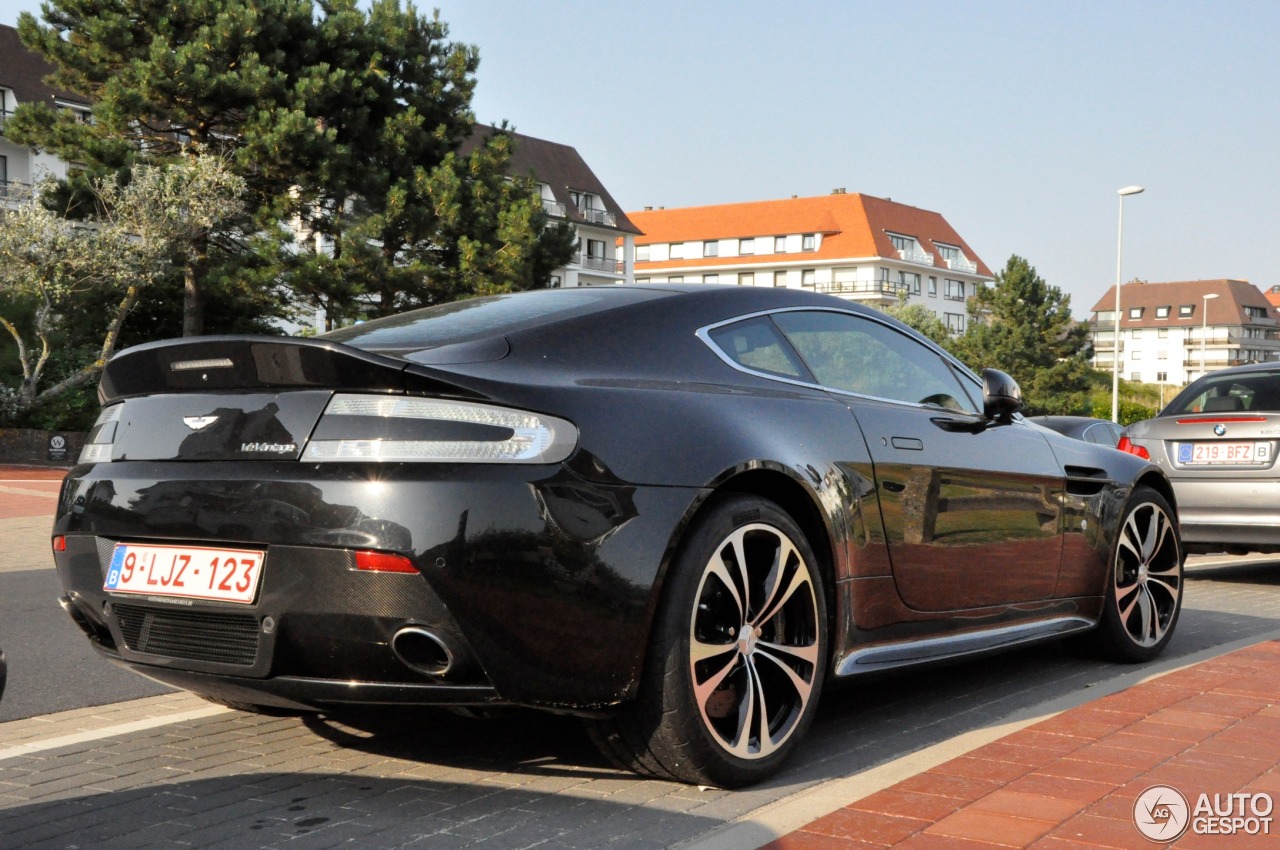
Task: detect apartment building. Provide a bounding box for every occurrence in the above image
[0,24,93,205]
[462,126,640,289]
[1089,279,1280,386]
[627,191,993,333]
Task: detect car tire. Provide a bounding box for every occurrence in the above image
[1089,485,1183,663]
[589,494,828,787]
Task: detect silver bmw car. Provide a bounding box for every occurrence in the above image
[1122,362,1280,554]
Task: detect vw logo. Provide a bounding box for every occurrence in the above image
[1214,424,1227,436]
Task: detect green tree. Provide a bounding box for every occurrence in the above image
[11,0,575,335]
[953,255,1095,415]
[881,299,953,348]
[0,160,245,413]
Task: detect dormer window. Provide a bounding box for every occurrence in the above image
[1155,306,1170,319]
[774,236,786,253]
[739,238,754,255]
[702,240,718,258]
[1128,307,1144,319]
[802,233,816,251]
[1179,305,1194,317]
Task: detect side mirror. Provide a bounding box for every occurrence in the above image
[982,368,1024,423]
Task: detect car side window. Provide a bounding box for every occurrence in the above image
[707,317,811,381]
[771,311,979,413]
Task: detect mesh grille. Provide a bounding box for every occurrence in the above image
[114,604,260,666]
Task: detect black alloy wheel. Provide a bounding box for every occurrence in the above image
[590,494,828,787]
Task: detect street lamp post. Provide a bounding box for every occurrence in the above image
[1200,292,1220,378]
[1112,186,1145,424]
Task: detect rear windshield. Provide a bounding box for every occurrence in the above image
[1164,371,1280,414]
[322,288,667,352]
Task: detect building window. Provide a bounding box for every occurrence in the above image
[936,243,960,263]
[889,233,912,253]
[1128,307,1144,319]
[636,277,649,284]
[586,239,606,259]
[944,279,965,301]
[928,276,937,296]
[773,271,787,287]
[900,271,921,294]
[739,272,754,286]
[802,233,816,251]
[669,243,683,260]
[1132,351,1142,360]
[636,245,650,262]
[1179,305,1194,317]
[774,236,787,253]
[549,275,562,289]
[945,313,965,333]
[703,273,719,284]
[739,238,754,255]
[1131,372,1141,381]
[801,269,816,289]
[1157,371,1168,382]
[669,275,683,283]
[1157,351,1167,360]
[1158,328,1168,338]
[1155,306,1170,318]
[1132,329,1142,339]
[1245,306,1268,319]
[703,240,718,258]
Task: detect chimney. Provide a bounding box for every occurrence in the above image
[643,206,652,211]
[832,187,846,194]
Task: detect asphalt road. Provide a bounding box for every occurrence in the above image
[1,554,1277,849]
[0,567,172,722]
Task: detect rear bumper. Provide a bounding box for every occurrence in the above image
[1171,477,1280,553]
[53,460,700,710]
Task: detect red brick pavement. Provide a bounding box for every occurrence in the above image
[769,641,1280,849]
[0,465,65,519]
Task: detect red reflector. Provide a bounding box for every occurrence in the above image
[355,550,418,573]
[1116,436,1150,460]
[1175,416,1266,424]
[52,536,67,552]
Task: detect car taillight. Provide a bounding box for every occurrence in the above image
[301,394,578,464]
[78,403,124,464]
[355,550,418,573]
[1117,435,1150,459]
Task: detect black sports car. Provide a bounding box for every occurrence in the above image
[53,285,1184,787]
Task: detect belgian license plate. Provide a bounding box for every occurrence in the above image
[1176,441,1271,465]
[105,543,264,604]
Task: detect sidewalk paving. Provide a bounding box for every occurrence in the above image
[766,640,1280,850]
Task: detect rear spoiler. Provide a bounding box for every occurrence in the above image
[99,336,481,403]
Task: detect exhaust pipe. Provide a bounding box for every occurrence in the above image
[391,626,456,678]
[59,595,97,638]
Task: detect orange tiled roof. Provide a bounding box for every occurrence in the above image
[627,193,992,277]
[1090,279,1278,328]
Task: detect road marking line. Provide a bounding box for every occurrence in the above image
[0,706,231,762]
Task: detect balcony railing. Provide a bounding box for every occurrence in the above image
[945,254,978,274]
[818,280,909,297]
[897,247,935,266]
[0,179,31,203]
[580,254,620,273]
[577,206,617,227]
[541,199,566,218]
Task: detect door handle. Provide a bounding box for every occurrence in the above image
[890,437,923,451]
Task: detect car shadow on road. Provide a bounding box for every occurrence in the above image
[1185,559,1280,586]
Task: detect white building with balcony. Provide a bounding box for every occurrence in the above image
[0,24,93,206]
[627,190,992,332]
[1089,279,1280,387]
[464,126,640,289]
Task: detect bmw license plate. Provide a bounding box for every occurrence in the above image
[105,543,264,604]
[1176,441,1271,465]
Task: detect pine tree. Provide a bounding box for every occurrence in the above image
[10,0,576,336]
[953,255,1095,414]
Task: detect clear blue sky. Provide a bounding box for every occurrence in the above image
[3,1,1277,317]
